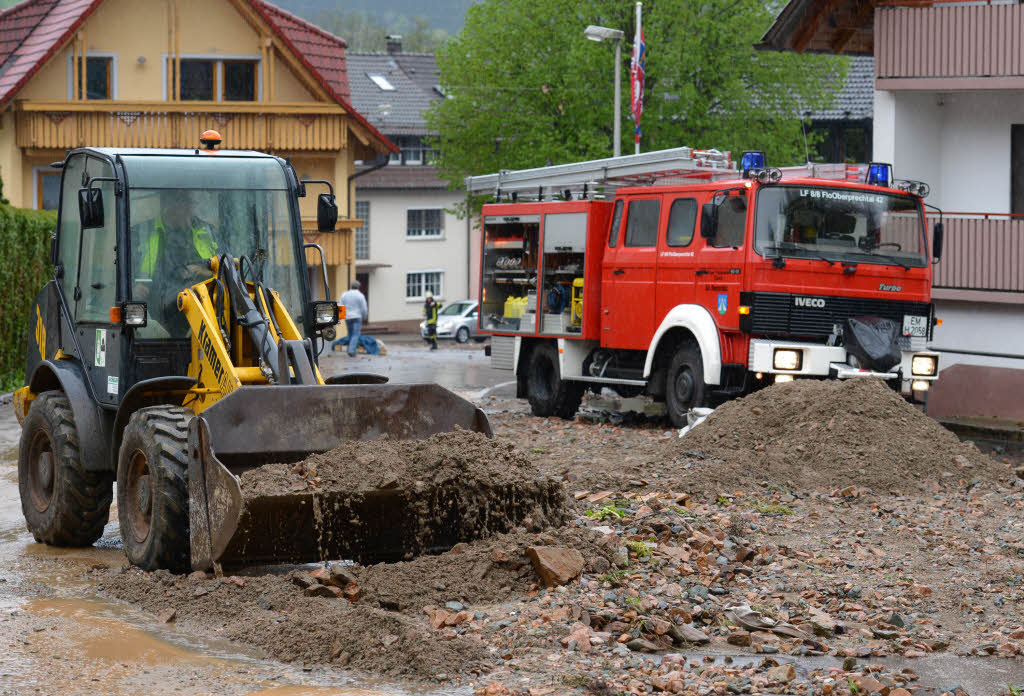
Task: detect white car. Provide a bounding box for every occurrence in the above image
[419,300,484,343]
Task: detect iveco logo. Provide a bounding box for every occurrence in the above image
[794,297,825,308]
[878,283,902,292]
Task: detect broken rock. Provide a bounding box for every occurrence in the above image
[526,546,584,587]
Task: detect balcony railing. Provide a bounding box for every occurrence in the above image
[877,3,1024,81]
[932,214,1024,293]
[302,218,362,268]
[14,101,351,151]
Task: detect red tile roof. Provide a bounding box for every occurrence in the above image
[0,0,102,108]
[0,0,394,152]
[248,0,350,103]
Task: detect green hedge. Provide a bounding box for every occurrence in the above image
[0,204,56,391]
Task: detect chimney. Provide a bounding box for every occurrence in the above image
[386,34,403,54]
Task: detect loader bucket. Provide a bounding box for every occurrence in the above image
[186,384,564,571]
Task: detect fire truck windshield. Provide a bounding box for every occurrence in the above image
[753,185,927,268]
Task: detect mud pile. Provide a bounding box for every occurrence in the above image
[351,524,615,613]
[100,567,487,680]
[230,429,569,565]
[99,524,615,681]
[675,378,1000,493]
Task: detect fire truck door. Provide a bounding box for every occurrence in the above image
[602,197,660,349]
[656,197,700,323]
[694,195,747,332]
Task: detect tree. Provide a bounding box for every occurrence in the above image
[426,0,846,195]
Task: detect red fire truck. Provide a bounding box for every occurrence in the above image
[468,148,944,426]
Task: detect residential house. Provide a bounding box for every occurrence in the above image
[345,38,469,332]
[0,0,395,299]
[806,55,874,164]
[761,0,1024,424]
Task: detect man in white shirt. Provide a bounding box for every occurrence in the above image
[335,281,368,356]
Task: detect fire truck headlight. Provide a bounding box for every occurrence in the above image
[773,349,802,371]
[911,355,937,376]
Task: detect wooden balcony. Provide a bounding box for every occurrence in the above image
[302,218,361,267]
[931,214,1024,297]
[877,3,1024,87]
[14,100,352,152]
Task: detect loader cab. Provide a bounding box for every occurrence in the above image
[49,147,317,401]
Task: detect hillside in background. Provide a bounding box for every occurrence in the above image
[275,0,471,35]
[0,0,469,45]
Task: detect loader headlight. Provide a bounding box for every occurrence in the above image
[311,301,340,329]
[123,302,148,327]
[911,355,937,376]
[912,380,930,391]
[773,348,802,371]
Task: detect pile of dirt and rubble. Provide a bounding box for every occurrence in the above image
[100,567,488,680]
[351,524,616,614]
[675,378,1002,494]
[99,524,617,682]
[239,428,545,496]
[234,429,570,564]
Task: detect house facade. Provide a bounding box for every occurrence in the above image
[345,41,469,332]
[0,0,395,299]
[761,0,1024,424]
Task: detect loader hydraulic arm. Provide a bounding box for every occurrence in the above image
[178,254,323,411]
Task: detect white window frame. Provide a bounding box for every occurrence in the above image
[406,207,445,239]
[355,200,370,260]
[368,73,395,91]
[405,269,444,302]
[66,52,118,99]
[161,54,263,101]
[32,165,62,211]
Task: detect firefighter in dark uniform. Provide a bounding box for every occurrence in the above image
[424,292,438,350]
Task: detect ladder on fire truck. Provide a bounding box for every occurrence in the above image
[465,148,868,201]
[464,146,739,200]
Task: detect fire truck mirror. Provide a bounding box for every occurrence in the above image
[932,222,944,262]
[700,202,718,239]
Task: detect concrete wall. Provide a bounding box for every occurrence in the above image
[0,114,22,206]
[876,89,1024,214]
[932,299,1024,370]
[355,188,468,324]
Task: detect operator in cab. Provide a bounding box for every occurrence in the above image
[132,189,220,335]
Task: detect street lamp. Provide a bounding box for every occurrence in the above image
[584,24,625,158]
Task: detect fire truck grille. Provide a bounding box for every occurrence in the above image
[740,292,933,341]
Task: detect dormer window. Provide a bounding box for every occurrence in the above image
[369,74,395,91]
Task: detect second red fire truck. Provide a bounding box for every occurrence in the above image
[468,147,944,426]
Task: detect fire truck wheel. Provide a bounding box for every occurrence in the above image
[666,344,706,428]
[526,342,585,419]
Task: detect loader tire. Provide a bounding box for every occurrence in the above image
[526,342,584,419]
[118,406,191,572]
[665,343,707,429]
[19,392,113,546]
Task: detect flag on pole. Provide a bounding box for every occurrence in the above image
[630,2,645,149]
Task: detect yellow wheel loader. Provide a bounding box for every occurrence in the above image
[12,139,538,573]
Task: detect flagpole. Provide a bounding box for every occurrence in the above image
[635,2,642,155]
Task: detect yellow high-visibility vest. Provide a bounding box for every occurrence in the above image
[140,218,218,276]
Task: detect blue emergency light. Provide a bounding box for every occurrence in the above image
[740,150,766,174]
[866,162,893,187]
